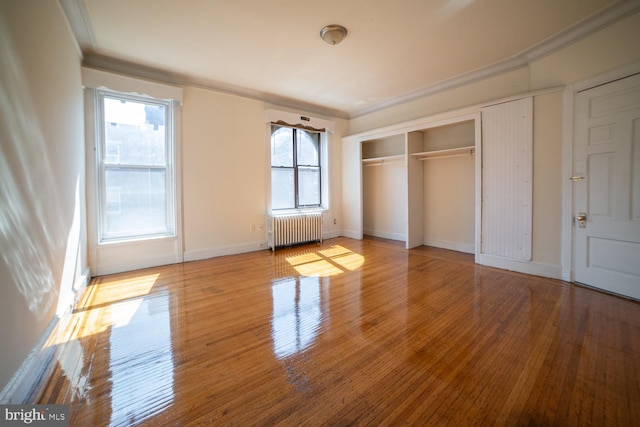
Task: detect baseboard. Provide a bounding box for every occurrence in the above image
[185,233,345,262]
[92,254,182,276]
[0,317,59,404]
[71,267,91,314]
[340,229,362,240]
[0,268,92,404]
[363,229,405,242]
[98,234,344,272]
[75,268,91,292]
[56,268,91,316]
[478,254,563,280]
[183,241,268,262]
[423,238,475,254]
[323,230,342,240]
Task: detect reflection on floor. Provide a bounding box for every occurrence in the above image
[33,237,640,426]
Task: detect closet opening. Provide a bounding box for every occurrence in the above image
[407,120,476,254]
[359,115,480,256]
[361,134,406,243]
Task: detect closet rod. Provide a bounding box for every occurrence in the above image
[417,151,474,161]
[363,159,403,166]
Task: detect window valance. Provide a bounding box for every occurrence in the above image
[265,109,335,133]
[82,67,183,102]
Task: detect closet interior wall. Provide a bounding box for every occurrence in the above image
[360,120,476,252]
[415,121,476,254]
[361,135,406,242]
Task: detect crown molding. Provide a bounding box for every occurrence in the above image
[349,56,529,119]
[83,53,349,119]
[58,0,348,119]
[521,0,640,62]
[82,53,350,119]
[58,0,95,52]
[60,0,640,120]
[350,0,640,118]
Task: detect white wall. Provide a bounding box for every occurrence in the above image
[422,122,475,253]
[0,1,86,394]
[341,136,362,239]
[182,87,267,258]
[363,161,406,241]
[423,155,475,253]
[349,68,531,135]
[531,92,562,266]
[182,86,347,261]
[530,12,640,90]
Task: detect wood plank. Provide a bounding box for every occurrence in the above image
[32,237,640,426]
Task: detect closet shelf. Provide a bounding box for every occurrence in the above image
[411,145,475,160]
[362,154,405,166]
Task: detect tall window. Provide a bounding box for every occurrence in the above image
[271,125,322,210]
[97,91,175,242]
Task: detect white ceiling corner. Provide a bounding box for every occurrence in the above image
[59,0,639,119]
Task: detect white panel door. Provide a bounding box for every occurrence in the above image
[574,73,640,299]
[481,97,533,261]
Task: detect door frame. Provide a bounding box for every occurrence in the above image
[562,60,640,283]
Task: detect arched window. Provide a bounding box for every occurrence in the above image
[270,125,321,210]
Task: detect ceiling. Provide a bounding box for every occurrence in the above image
[61,0,635,118]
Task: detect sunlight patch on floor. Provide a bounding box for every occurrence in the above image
[45,273,159,346]
[285,245,364,277]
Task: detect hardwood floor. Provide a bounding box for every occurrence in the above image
[34,237,640,426]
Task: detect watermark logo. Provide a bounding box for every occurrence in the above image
[1,405,68,426]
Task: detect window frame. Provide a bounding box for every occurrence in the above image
[95,89,176,243]
[270,124,323,211]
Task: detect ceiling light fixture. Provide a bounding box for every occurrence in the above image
[320,25,347,45]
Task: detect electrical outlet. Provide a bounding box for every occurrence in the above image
[333,218,337,225]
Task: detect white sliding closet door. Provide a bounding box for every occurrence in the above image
[481,97,533,261]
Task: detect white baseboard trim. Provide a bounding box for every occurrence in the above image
[92,254,182,276]
[323,230,342,240]
[363,229,405,242]
[185,232,346,262]
[0,267,93,404]
[71,267,91,312]
[340,229,362,240]
[423,238,475,254]
[0,318,59,404]
[478,254,563,280]
[0,267,92,404]
[184,241,267,262]
[56,268,91,316]
[96,234,345,274]
[77,268,90,291]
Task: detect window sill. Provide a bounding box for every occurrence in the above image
[270,208,326,216]
[99,233,177,246]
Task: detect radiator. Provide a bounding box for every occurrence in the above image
[270,213,323,250]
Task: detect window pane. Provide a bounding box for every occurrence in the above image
[271,168,295,209]
[104,97,166,166]
[271,127,293,167]
[104,168,168,237]
[297,131,319,166]
[298,167,320,206]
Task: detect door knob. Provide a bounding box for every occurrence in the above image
[576,212,587,228]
